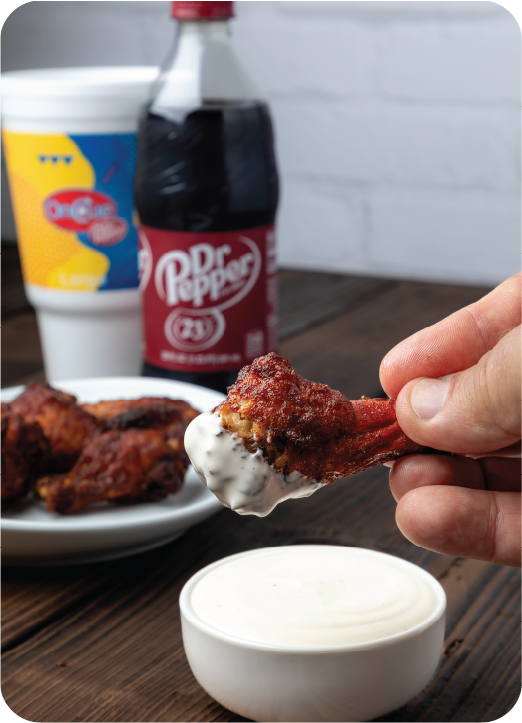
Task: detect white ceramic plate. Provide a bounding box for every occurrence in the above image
[1,377,225,566]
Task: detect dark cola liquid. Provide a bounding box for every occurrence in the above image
[135,100,279,393]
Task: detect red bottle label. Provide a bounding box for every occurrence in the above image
[139,225,278,372]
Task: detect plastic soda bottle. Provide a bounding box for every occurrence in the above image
[135,1,279,393]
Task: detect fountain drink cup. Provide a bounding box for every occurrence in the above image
[2,67,157,380]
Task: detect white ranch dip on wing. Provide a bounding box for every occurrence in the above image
[184,411,325,516]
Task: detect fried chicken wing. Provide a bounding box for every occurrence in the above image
[1,402,49,501]
[10,383,101,471]
[81,397,200,459]
[216,353,423,481]
[184,353,425,516]
[35,428,189,514]
[81,397,199,433]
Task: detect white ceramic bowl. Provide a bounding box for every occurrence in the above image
[180,546,446,722]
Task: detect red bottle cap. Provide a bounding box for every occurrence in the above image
[171,2,234,20]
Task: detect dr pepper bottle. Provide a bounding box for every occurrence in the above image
[135,1,279,393]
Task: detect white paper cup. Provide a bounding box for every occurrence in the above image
[2,67,158,380]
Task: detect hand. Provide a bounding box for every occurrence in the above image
[380,273,521,567]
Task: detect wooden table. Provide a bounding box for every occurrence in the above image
[2,243,520,722]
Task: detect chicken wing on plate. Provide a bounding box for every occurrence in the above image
[35,427,189,514]
[10,383,101,471]
[81,397,199,458]
[1,402,49,501]
[81,397,199,433]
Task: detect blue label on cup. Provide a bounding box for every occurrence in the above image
[70,133,139,290]
[2,129,139,292]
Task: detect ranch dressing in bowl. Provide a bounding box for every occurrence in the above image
[180,546,446,722]
[184,411,324,516]
[189,546,442,648]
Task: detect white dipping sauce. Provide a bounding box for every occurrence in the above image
[184,411,324,516]
[190,546,440,648]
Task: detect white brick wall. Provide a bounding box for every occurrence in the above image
[370,188,521,284]
[379,20,521,104]
[2,1,520,286]
[278,179,366,267]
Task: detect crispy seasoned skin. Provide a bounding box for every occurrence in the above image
[81,397,199,438]
[1,402,50,501]
[81,397,199,429]
[35,428,189,514]
[10,383,101,471]
[215,353,423,482]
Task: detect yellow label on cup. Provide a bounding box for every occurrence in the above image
[2,130,139,292]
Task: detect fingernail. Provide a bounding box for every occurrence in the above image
[382,461,395,468]
[411,378,449,420]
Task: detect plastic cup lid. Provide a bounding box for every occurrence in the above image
[1,67,158,98]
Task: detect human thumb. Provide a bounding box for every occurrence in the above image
[394,325,521,455]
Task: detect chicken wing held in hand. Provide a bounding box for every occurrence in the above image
[185,353,423,516]
[35,428,189,514]
[217,354,422,480]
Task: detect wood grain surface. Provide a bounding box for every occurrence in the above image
[2,243,520,722]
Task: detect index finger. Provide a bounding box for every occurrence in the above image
[380,272,521,400]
